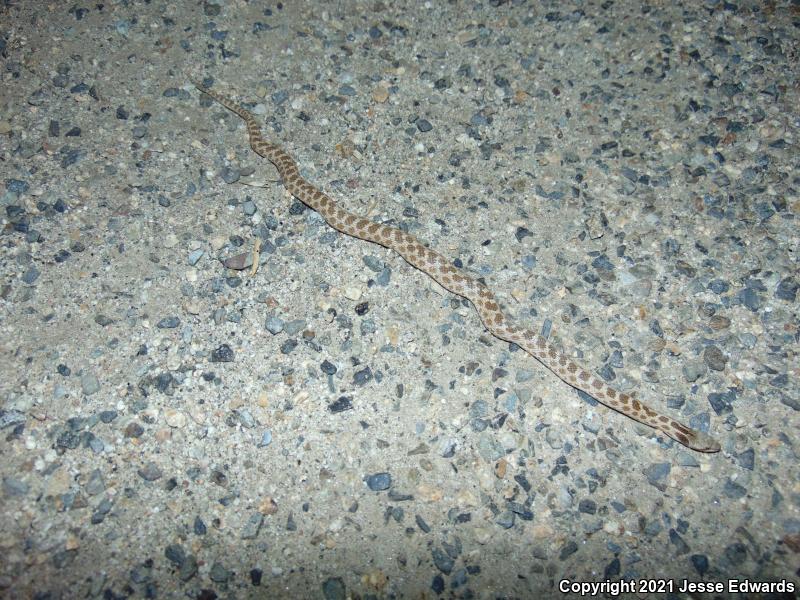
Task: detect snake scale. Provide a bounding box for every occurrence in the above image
[191,79,720,454]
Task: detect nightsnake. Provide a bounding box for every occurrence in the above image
[191,79,720,453]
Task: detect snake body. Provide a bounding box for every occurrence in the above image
[192,79,720,453]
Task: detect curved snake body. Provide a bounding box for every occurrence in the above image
[192,80,720,453]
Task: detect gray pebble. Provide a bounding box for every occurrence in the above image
[438,437,457,458]
[559,541,578,560]
[187,249,204,265]
[703,345,728,371]
[581,413,602,434]
[129,563,150,584]
[235,409,256,428]
[431,548,453,574]
[272,90,289,105]
[209,562,231,583]
[738,287,760,311]
[503,393,517,412]
[6,178,30,194]
[376,267,391,286]
[362,255,384,272]
[322,577,346,600]
[469,400,488,419]
[591,254,614,271]
[220,167,240,184]
[91,497,113,524]
[545,426,564,449]
[81,372,100,395]
[416,118,432,132]
[0,409,26,430]
[495,510,515,529]
[22,267,40,284]
[164,544,185,566]
[608,349,625,368]
[137,462,163,481]
[2,477,29,496]
[775,276,797,301]
[328,396,352,412]
[780,394,799,412]
[477,432,505,461]
[669,529,691,555]
[258,430,273,447]
[85,469,105,495]
[555,485,574,510]
[359,319,377,335]
[280,339,298,354]
[353,367,372,386]
[723,479,747,499]
[643,462,670,490]
[365,472,391,491]
[87,436,105,454]
[242,199,257,215]
[645,519,663,536]
[675,452,700,468]
[179,555,198,581]
[507,502,533,521]
[708,279,730,294]
[724,542,748,566]
[156,316,180,329]
[522,255,537,270]
[266,315,284,334]
[470,418,489,432]
[95,314,114,326]
[735,448,754,470]
[682,360,707,382]
[320,360,337,375]
[515,369,535,383]
[708,389,736,415]
[241,513,264,539]
[415,514,431,533]
[691,554,709,576]
[283,318,306,336]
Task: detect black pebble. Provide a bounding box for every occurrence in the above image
[194,516,207,535]
[328,396,353,413]
[415,514,431,533]
[211,344,234,362]
[690,553,709,576]
[431,575,444,594]
[164,544,185,567]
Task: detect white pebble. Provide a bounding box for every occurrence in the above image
[344,286,362,300]
[165,409,187,428]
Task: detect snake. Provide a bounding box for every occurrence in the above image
[190,78,720,454]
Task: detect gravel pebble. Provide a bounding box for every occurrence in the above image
[137,462,162,481]
[80,373,100,395]
[365,472,391,491]
[322,577,346,600]
[265,316,285,334]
